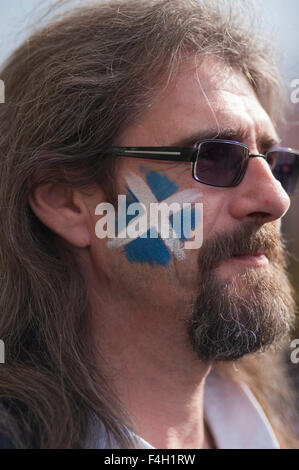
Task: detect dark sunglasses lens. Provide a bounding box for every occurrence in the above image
[268,151,299,195]
[194,141,248,187]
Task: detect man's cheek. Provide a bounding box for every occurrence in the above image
[96,168,203,266]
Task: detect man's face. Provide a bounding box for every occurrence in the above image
[87,57,295,362]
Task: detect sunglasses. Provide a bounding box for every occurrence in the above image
[104,139,299,195]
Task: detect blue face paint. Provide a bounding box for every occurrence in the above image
[111,169,202,267]
[145,170,179,202]
[120,169,179,266]
[124,228,171,266]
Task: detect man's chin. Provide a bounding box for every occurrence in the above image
[188,265,295,362]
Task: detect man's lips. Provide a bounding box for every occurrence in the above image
[229,251,269,267]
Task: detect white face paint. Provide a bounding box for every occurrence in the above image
[101,171,203,264]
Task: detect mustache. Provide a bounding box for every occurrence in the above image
[197,223,286,274]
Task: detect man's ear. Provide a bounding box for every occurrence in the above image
[28,183,92,248]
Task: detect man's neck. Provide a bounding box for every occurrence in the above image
[111,359,213,449]
[90,292,213,449]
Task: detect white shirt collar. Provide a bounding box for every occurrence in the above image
[86,370,279,449]
[203,371,279,449]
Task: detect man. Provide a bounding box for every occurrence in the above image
[0,0,298,449]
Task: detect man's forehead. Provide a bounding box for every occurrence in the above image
[165,56,256,104]
[119,56,279,148]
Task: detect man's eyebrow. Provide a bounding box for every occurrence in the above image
[256,135,282,152]
[172,127,281,151]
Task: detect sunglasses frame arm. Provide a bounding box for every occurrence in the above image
[105,146,196,162]
[105,144,299,167]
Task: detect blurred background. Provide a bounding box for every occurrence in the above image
[0,0,299,423]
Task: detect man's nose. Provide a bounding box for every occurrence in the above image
[228,156,291,223]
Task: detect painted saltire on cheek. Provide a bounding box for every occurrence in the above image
[107,169,203,266]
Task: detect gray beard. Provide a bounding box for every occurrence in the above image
[188,224,296,362]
